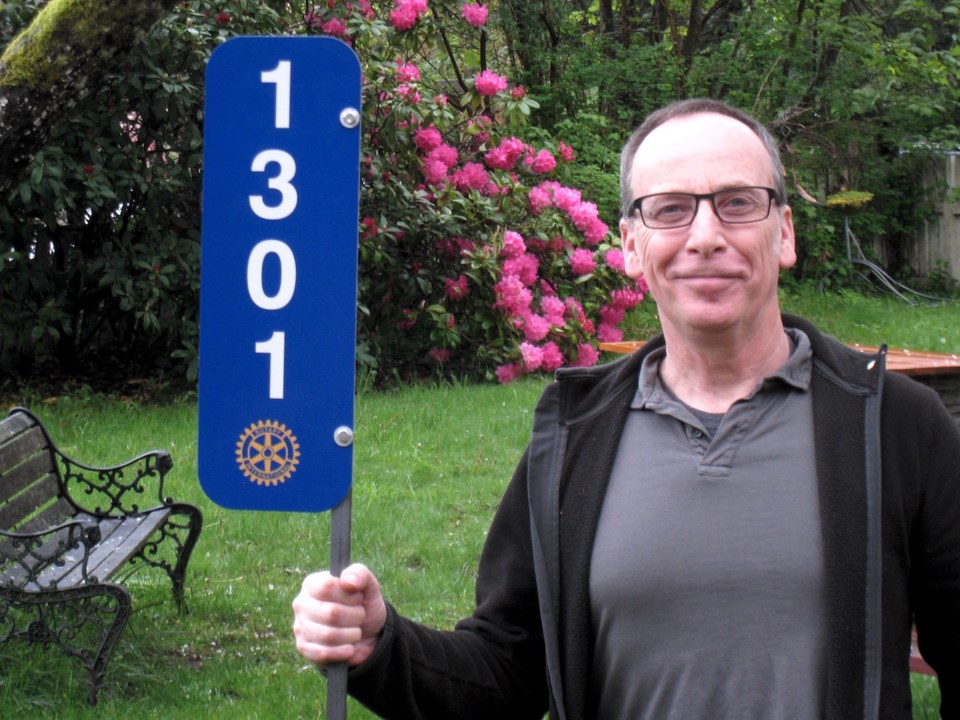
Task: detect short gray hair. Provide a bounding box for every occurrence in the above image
[619,98,787,218]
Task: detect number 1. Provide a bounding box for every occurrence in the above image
[261,60,291,129]
[256,331,286,399]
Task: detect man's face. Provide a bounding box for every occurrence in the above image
[620,113,796,338]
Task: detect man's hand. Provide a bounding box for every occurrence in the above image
[292,563,388,667]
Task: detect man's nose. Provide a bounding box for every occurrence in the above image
[685,198,726,256]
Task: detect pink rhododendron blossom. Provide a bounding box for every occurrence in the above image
[429,143,458,168]
[568,200,599,229]
[414,125,443,153]
[452,162,491,192]
[396,84,421,103]
[422,144,458,184]
[526,149,557,174]
[597,323,624,343]
[528,184,552,214]
[474,70,508,96]
[511,85,526,100]
[396,309,418,331]
[396,61,421,83]
[582,217,609,245]
[541,295,567,327]
[502,253,539,286]
[390,5,418,30]
[500,230,526,259]
[604,249,626,273]
[496,362,523,383]
[611,287,645,310]
[484,137,529,171]
[390,0,427,30]
[540,342,565,372]
[493,275,532,316]
[572,343,600,367]
[552,186,582,213]
[445,275,469,300]
[599,304,626,326]
[565,297,587,324]
[558,141,575,162]
[521,314,551,342]
[322,18,347,36]
[569,248,597,276]
[519,342,544,371]
[637,275,650,294]
[461,2,489,27]
[422,157,449,185]
[428,347,451,364]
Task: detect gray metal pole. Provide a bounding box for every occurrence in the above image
[326,491,352,719]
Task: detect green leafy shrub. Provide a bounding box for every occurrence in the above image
[1,0,641,389]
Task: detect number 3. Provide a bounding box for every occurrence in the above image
[249,149,298,220]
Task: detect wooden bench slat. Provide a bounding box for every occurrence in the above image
[1,510,173,591]
[0,474,65,531]
[0,425,47,477]
[61,511,172,585]
[0,412,35,444]
[0,451,56,505]
[15,497,76,535]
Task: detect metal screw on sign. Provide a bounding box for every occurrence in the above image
[333,426,354,447]
[339,108,360,129]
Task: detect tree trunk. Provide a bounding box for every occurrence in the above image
[0,0,179,198]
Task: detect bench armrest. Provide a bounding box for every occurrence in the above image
[58,450,174,517]
[0,520,100,591]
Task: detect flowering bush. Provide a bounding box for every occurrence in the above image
[303,0,644,383]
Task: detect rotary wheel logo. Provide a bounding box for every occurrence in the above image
[235,420,301,486]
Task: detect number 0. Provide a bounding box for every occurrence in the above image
[247,239,296,310]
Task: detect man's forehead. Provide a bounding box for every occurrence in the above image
[631,113,771,187]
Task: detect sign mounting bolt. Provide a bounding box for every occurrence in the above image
[340,108,360,129]
[334,426,354,447]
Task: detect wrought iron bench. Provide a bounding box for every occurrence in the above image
[0,407,203,704]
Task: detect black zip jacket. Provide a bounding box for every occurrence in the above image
[347,315,960,719]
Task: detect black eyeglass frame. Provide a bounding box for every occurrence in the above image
[628,186,781,229]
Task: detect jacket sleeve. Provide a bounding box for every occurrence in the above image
[893,380,960,717]
[343,449,549,720]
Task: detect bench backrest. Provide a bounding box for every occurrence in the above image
[0,410,73,534]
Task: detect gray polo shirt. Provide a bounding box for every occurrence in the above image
[590,329,826,719]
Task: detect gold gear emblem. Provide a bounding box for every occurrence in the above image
[235,420,301,486]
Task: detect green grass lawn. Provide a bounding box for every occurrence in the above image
[1,289,954,717]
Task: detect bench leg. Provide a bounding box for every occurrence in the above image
[132,503,203,611]
[1,583,131,705]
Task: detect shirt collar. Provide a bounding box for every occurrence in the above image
[631,328,813,410]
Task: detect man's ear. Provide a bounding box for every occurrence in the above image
[620,217,644,279]
[777,206,797,270]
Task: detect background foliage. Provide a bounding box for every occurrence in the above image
[1,0,959,390]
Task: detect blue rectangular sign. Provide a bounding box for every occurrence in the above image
[199,37,361,511]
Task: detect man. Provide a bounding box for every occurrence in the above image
[293,98,960,719]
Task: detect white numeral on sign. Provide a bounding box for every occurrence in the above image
[256,331,286,399]
[248,61,300,402]
[247,239,296,310]
[261,60,291,129]
[249,150,298,220]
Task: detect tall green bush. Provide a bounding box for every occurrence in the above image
[1,0,641,388]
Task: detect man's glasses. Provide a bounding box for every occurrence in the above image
[629,187,779,229]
